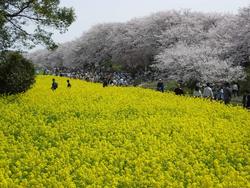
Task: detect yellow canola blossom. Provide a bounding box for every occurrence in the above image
[0,75,249,187]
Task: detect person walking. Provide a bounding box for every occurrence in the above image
[232,83,239,97]
[215,87,224,101]
[103,77,108,87]
[193,86,202,97]
[223,82,232,105]
[156,79,164,93]
[67,80,71,88]
[203,83,213,99]
[174,84,184,95]
[51,78,58,91]
[236,83,240,96]
[243,90,250,109]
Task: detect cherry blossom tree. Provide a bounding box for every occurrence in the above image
[154,42,245,82]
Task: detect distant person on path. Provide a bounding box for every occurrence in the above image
[43,68,48,75]
[174,84,184,96]
[195,81,201,89]
[193,86,202,97]
[215,87,224,101]
[103,78,108,87]
[232,83,239,97]
[156,79,164,93]
[223,82,232,105]
[51,78,58,91]
[67,80,71,88]
[203,83,213,99]
[243,90,250,109]
[237,83,240,96]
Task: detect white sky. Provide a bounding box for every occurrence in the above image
[52,0,250,43]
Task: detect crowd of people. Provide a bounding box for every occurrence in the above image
[42,66,157,87]
[156,80,250,109]
[44,67,133,86]
[45,67,250,109]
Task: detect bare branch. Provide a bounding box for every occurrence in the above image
[15,14,47,22]
[6,17,31,36]
[5,1,33,18]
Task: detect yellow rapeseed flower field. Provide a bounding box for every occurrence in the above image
[0,76,249,187]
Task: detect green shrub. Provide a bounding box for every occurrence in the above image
[0,52,35,94]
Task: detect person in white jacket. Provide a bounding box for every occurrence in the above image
[193,86,202,97]
[203,83,214,99]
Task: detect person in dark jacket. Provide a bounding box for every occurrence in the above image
[67,80,71,88]
[243,90,250,109]
[156,79,164,93]
[223,82,232,105]
[174,84,184,95]
[51,78,58,91]
[103,77,109,87]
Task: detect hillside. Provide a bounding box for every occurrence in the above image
[0,76,249,187]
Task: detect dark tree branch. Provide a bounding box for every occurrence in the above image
[5,1,33,18]
[15,14,47,22]
[6,17,31,36]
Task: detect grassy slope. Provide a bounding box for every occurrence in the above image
[0,76,249,187]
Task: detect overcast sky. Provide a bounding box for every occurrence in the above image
[52,0,250,43]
